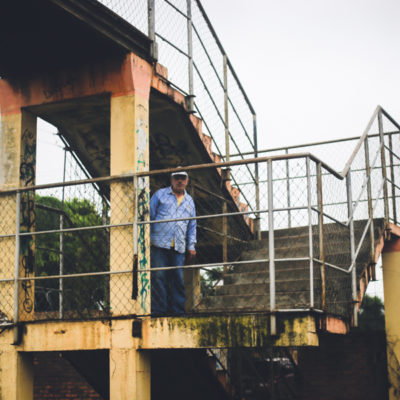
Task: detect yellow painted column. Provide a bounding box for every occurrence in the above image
[382,239,400,399]
[109,64,151,316]
[110,320,150,400]
[0,110,36,322]
[0,342,34,400]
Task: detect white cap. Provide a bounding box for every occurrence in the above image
[171,169,188,178]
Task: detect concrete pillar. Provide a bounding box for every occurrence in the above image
[0,345,34,400]
[0,110,37,322]
[382,238,400,399]
[110,320,150,400]
[109,57,152,316]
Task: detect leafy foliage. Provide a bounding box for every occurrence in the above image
[34,195,109,315]
[359,295,385,331]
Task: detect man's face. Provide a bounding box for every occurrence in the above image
[171,174,188,194]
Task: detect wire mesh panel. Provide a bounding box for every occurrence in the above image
[97,0,148,34]
[1,107,400,324]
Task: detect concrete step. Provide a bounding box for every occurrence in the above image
[224,268,312,285]
[232,260,309,273]
[196,291,310,312]
[215,278,314,296]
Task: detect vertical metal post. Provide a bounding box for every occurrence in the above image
[346,172,358,327]
[316,163,325,311]
[253,114,261,240]
[285,148,291,228]
[389,132,397,224]
[364,138,375,263]
[186,0,195,112]
[223,54,229,161]
[222,169,230,272]
[378,110,389,223]
[132,175,139,300]
[306,157,314,309]
[13,191,21,343]
[147,0,158,59]
[267,159,276,335]
[133,175,139,265]
[222,53,230,271]
[59,148,67,319]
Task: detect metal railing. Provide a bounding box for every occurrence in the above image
[96,0,260,228]
[0,107,399,330]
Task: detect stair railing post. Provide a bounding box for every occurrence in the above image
[364,137,376,269]
[221,168,230,273]
[147,0,158,59]
[388,131,397,224]
[346,172,358,327]
[306,157,314,309]
[267,159,276,335]
[253,115,261,240]
[59,146,67,319]
[378,109,389,224]
[186,0,195,112]
[13,191,21,344]
[316,162,325,311]
[222,51,230,273]
[286,148,292,229]
[223,54,229,161]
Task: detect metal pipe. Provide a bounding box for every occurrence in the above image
[221,169,230,272]
[346,172,358,327]
[313,258,350,274]
[147,0,157,59]
[59,147,67,319]
[223,55,229,161]
[342,106,380,177]
[253,114,261,240]
[306,157,314,308]
[222,53,230,268]
[186,0,195,112]
[364,137,375,263]
[317,162,326,311]
[226,130,400,159]
[193,0,256,114]
[310,207,347,227]
[164,0,189,18]
[286,149,292,228]
[0,256,323,283]
[13,192,21,343]
[133,175,139,258]
[351,142,382,216]
[0,152,343,195]
[378,110,389,223]
[267,159,276,335]
[389,132,397,224]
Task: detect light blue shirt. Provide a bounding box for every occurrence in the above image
[150,187,197,254]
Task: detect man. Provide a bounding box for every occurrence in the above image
[150,169,196,315]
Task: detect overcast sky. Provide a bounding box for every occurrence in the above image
[202,0,400,152]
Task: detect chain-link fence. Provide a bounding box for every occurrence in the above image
[0,107,399,325]
[95,0,258,186]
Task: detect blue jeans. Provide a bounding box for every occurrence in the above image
[151,246,186,315]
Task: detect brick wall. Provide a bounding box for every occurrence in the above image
[34,352,103,400]
[297,331,388,400]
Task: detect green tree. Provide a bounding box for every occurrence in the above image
[34,195,109,315]
[359,295,385,331]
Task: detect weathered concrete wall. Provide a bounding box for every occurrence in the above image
[383,237,400,400]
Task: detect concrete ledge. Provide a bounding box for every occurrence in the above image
[0,312,322,352]
[141,314,319,349]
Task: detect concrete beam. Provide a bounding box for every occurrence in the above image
[140,314,319,349]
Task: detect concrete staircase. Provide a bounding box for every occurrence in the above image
[196,219,384,319]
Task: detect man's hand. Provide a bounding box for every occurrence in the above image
[186,250,196,264]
